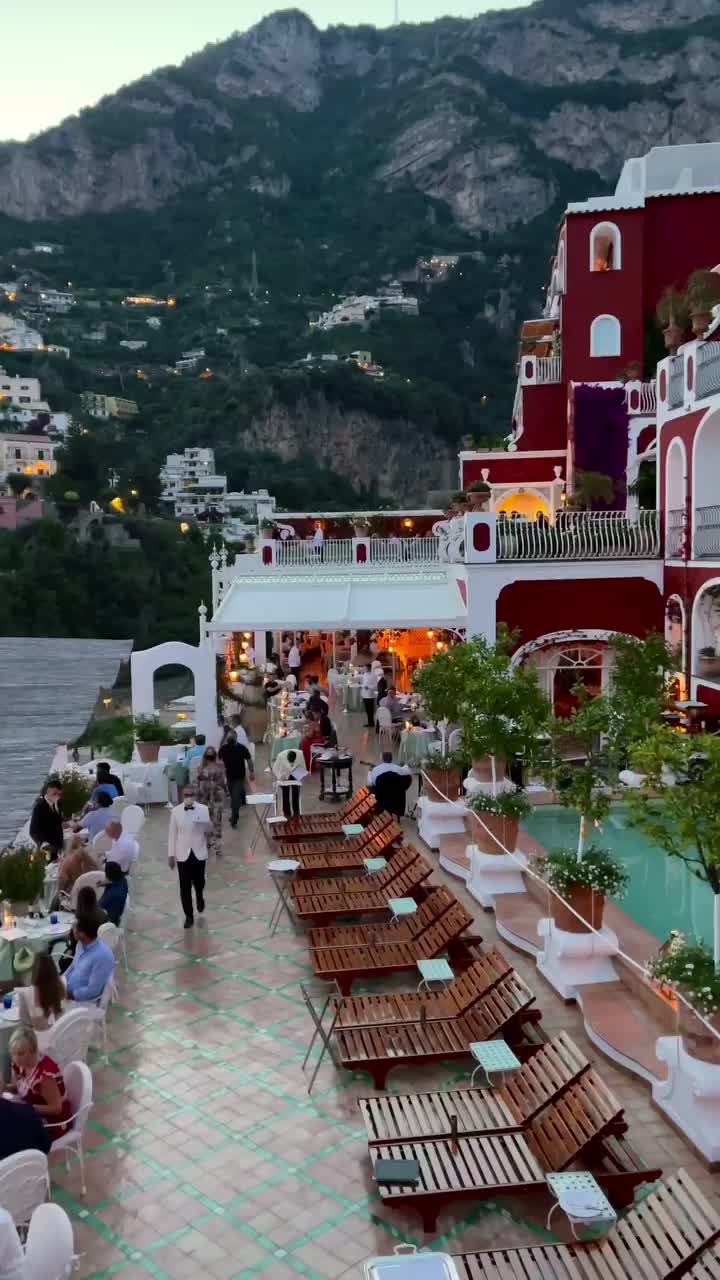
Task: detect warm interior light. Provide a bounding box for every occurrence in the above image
[243,632,252,639]
[436,641,444,651]
[427,629,434,638]
[403,518,413,528]
[176,712,187,720]
[180,522,190,533]
[229,670,238,682]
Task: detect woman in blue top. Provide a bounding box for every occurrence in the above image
[99,861,129,926]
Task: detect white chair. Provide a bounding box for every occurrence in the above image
[376,706,399,751]
[447,728,462,754]
[0,1151,49,1231]
[98,920,125,980]
[46,1062,93,1197]
[23,1202,75,1280]
[110,796,129,817]
[45,1008,95,1070]
[121,780,143,805]
[87,974,116,1063]
[70,870,106,909]
[91,832,112,862]
[120,805,144,836]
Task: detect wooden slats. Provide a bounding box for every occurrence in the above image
[525,1072,624,1174]
[281,814,402,863]
[333,947,511,1030]
[292,842,418,897]
[271,788,375,840]
[291,857,433,924]
[308,887,454,950]
[370,1131,545,1199]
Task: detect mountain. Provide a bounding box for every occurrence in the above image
[1,0,720,503]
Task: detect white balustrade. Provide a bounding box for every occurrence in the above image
[535,355,561,384]
[696,342,720,401]
[496,510,660,561]
[625,381,657,415]
[668,355,685,409]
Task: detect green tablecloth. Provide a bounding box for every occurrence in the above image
[398,730,439,766]
[271,733,301,762]
[343,683,363,712]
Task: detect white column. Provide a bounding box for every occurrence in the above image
[254,630,267,664]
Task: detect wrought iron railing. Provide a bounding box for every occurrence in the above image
[496,510,660,561]
[272,537,440,569]
[696,342,720,401]
[665,508,686,559]
[668,355,685,409]
[625,381,657,415]
[535,355,561,383]
[693,505,720,559]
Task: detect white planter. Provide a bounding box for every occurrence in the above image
[536,917,619,1000]
[417,795,466,850]
[468,848,527,909]
[654,1036,720,1165]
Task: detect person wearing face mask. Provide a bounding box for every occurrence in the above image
[195,746,226,859]
[168,784,211,928]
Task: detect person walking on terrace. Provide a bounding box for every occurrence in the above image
[168,784,210,929]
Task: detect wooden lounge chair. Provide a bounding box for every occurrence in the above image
[271,787,375,840]
[369,1073,660,1233]
[292,842,419,898]
[452,1169,720,1280]
[336,971,541,1088]
[291,855,434,925]
[360,1031,589,1142]
[311,900,480,995]
[287,817,403,875]
[332,949,509,1029]
[307,886,458,950]
[279,812,400,859]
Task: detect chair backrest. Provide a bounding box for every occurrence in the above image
[121,780,143,805]
[526,1071,623,1174]
[24,1201,75,1280]
[376,707,392,729]
[46,1008,94,1069]
[121,804,144,835]
[97,972,116,1014]
[70,870,106,908]
[98,921,120,953]
[417,901,473,957]
[62,1061,93,1137]
[0,1150,49,1228]
[498,1031,590,1126]
[110,796,129,816]
[448,950,513,1016]
[91,831,112,859]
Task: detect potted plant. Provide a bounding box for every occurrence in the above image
[259,518,275,540]
[457,637,549,794]
[466,786,530,854]
[45,769,93,821]
[133,714,174,763]
[0,846,47,916]
[697,645,720,678]
[423,749,465,802]
[539,844,629,933]
[648,933,720,1061]
[686,269,720,338]
[467,481,491,512]
[656,286,689,354]
[351,515,370,537]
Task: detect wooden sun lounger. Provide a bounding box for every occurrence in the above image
[307,886,457,951]
[370,1072,660,1233]
[271,788,375,840]
[336,971,541,1088]
[360,1031,590,1142]
[279,812,399,860]
[452,1169,720,1280]
[291,855,434,925]
[287,817,403,874]
[310,900,479,995]
[331,949,511,1029]
[292,842,419,898]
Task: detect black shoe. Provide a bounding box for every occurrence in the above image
[184,917,194,929]
[197,897,205,915]
[230,820,238,829]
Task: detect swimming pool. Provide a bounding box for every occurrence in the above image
[524,805,713,949]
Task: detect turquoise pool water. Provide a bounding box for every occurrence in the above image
[524,805,713,949]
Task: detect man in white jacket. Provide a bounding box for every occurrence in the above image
[168,784,210,929]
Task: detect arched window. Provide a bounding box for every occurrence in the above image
[590,314,621,357]
[590,222,622,272]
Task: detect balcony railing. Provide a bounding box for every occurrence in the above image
[696,342,720,401]
[274,536,440,569]
[665,508,686,559]
[496,510,660,561]
[535,355,561,384]
[693,504,720,558]
[625,381,657,415]
[668,355,684,409]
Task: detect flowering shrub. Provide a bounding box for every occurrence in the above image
[0,846,47,905]
[467,787,530,819]
[648,933,720,1018]
[538,844,629,898]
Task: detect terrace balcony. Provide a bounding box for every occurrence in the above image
[666,505,720,560]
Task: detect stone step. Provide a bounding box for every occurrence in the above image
[494,890,542,956]
[578,982,668,1085]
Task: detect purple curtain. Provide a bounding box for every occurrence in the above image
[574,385,628,510]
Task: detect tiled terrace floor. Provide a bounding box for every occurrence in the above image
[56,714,720,1279]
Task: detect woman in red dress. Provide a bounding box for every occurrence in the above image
[4,1026,71,1137]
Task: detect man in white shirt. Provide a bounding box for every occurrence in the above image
[285,671,297,691]
[288,642,302,681]
[313,523,324,559]
[168,784,210,928]
[360,665,378,728]
[368,752,411,787]
[105,821,140,874]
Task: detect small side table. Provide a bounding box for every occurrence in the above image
[247,792,276,851]
[417,957,454,992]
[469,1040,521,1088]
[343,823,364,837]
[267,859,299,935]
[364,857,387,875]
[546,1172,617,1240]
[319,756,353,801]
[388,897,417,923]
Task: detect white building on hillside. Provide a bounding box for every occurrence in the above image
[0,433,56,482]
[0,368,49,413]
[0,317,44,351]
[160,448,227,519]
[312,287,419,332]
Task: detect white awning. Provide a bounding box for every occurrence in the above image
[208,573,466,632]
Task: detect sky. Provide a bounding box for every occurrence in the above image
[1,0,527,141]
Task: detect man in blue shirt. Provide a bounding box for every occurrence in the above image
[0,1097,50,1159]
[182,734,206,769]
[79,790,114,838]
[65,919,115,1002]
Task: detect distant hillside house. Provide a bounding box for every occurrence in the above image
[0,433,56,482]
[81,392,139,418]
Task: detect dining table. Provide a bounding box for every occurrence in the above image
[271,733,302,763]
[398,728,440,767]
[0,911,75,982]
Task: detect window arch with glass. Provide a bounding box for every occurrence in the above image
[590,222,622,272]
[590,314,621,358]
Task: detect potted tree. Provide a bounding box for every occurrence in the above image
[457,636,548,794]
[0,846,47,917]
[133,714,174,763]
[351,515,371,537]
[259,518,275,541]
[423,748,465,802]
[467,481,491,512]
[539,844,628,932]
[46,768,93,822]
[466,787,530,855]
[656,286,689,354]
[686,269,720,338]
[698,645,720,678]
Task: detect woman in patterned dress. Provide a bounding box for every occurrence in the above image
[4,1026,71,1136]
[196,746,226,858]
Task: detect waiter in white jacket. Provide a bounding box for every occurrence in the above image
[168,783,210,929]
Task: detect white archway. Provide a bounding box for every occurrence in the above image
[690,578,720,686]
[589,222,622,272]
[691,406,720,556]
[665,435,687,557]
[131,640,218,744]
[510,628,617,711]
[590,314,621,357]
[664,594,686,678]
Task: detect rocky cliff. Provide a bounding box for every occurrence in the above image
[1,1,719,229]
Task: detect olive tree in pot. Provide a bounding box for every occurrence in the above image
[0,845,47,916]
[423,749,465,802]
[466,786,530,855]
[457,635,549,794]
[539,844,628,933]
[133,714,174,763]
[627,729,720,973]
